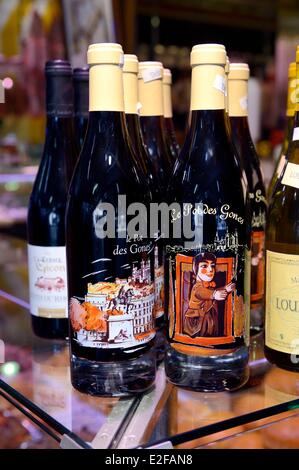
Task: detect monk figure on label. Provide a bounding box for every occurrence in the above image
[184,253,235,337]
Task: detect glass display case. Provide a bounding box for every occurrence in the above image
[0,234,299,449]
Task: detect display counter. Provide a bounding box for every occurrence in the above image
[0,234,299,449]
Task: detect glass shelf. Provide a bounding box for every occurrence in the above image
[0,234,299,449]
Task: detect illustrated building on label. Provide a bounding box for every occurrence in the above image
[70,260,155,348]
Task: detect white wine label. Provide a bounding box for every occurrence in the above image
[276,154,286,179]
[292,127,299,142]
[213,74,226,94]
[266,250,299,355]
[141,68,162,83]
[28,245,68,318]
[70,260,156,349]
[239,96,248,110]
[282,162,299,189]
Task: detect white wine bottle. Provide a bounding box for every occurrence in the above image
[267,62,296,201]
[265,46,299,371]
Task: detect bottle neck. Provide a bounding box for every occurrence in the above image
[46,74,73,117]
[45,115,75,137]
[287,76,296,118]
[123,72,138,115]
[138,77,163,117]
[228,79,248,118]
[191,64,225,111]
[89,64,124,112]
[163,83,173,118]
[189,109,228,142]
[74,80,89,118]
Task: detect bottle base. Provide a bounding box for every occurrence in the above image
[71,350,156,397]
[31,315,68,339]
[264,345,299,373]
[165,344,249,392]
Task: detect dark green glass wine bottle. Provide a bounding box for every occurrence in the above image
[228,63,267,335]
[66,44,156,396]
[165,44,250,392]
[27,60,78,339]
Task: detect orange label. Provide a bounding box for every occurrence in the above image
[171,253,242,348]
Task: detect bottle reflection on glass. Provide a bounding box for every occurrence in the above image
[32,340,72,429]
[27,60,78,339]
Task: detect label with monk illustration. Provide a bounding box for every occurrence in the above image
[166,226,249,350]
[28,245,68,318]
[70,258,156,349]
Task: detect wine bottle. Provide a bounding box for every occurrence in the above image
[27,60,78,339]
[265,47,299,372]
[73,67,89,150]
[123,54,156,191]
[138,62,173,326]
[66,43,156,396]
[268,62,296,200]
[228,63,267,334]
[166,44,250,391]
[163,68,179,159]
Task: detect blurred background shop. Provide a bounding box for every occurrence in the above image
[0,0,298,234]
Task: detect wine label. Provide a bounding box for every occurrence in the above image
[213,74,226,94]
[166,220,249,351]
[239,96,248,111]
[28,245,68,318]
[250,230,265,303]
[70,259,156,349]
[282,162,299,189]
[292,127,299,142]
[266,250,299,355]
[141,68,162,83]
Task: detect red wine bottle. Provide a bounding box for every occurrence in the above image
[228,63,267,334]
[27,60,78,339]
[166,44,250,392]
[66,44,156,396]
[138,62,173,327]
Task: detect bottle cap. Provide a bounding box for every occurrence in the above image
[228,63,250,81]
[87,43,123,66]
[191,44,226,67]
[45,60,72,75]
[163,68,172,85]
[138,61,163,81]
[289,62,296,79]
[123,54,138,74]
[73,67,89,81]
